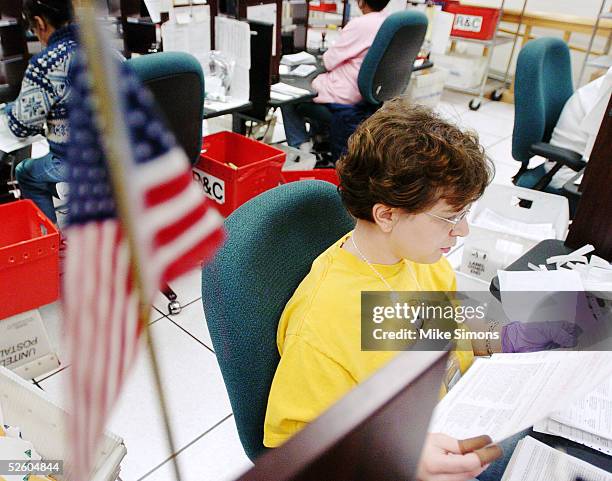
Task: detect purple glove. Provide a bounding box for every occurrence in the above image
[501,321,582,353]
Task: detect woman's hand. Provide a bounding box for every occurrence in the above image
[417,433,502,481]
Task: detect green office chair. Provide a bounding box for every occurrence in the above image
[127,51,205,314]
[512,38,586,205]
[310,10,428,163]
[201,181,355,461]
[357,10,428,106]
[127,51,205,165]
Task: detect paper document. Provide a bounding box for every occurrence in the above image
[574,174,584,185]
[473,208,556,242]
[497,269,583,292]
[497,270,584,325]
[287,64,317,77]
[430,10,454,55]
[161,10,211,62]
[549,377,612,438]
[215,16,251,69]
[430,352,612,443]
[204,98,250,113]
[501,436,612,481]
[271,82,311,97]
[230,65,250,101]
[0,117,43,153]
[534,418,612,456]
[270,91,294,101]
[280,51,317,66]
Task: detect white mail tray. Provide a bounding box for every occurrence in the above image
[0,366,126,481]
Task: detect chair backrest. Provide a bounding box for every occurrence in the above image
[358,10,428,105]
[126,51,205,164]
[201,181,355,461]
[512,37,574,165]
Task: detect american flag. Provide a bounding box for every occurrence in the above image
[63,45,224,478]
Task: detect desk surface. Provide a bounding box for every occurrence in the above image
[270,61,323,107]
[203,99,253,119]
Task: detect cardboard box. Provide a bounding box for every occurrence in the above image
[0,309,60,379]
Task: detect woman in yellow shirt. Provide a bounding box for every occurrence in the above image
[264,100,578,481]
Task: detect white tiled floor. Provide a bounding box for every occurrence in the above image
[33,89,521,481]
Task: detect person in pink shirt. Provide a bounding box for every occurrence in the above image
[281,0,390,151]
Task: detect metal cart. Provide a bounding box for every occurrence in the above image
[445,0,528,111]
[577,0,612,87]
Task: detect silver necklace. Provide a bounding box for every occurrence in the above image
[350,233,424,329]
[350,233,422,293]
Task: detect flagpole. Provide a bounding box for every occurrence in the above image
[74,2,183,479]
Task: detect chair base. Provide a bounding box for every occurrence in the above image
[162,284,182,315]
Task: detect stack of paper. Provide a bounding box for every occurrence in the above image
[270,82,312,101]
[473,208,556,242]
[534,377,612,456]
[430,352,612,443]
[286,64,318,77]
[280,51,317,66]
[501,436,612,481]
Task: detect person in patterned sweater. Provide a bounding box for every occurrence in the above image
[3,0,77,224]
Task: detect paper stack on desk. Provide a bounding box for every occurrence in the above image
[270,82,312,101]
[501,436,612,481]
[534,377,612,456]
[286,64,318,77]
[280,51,317,66]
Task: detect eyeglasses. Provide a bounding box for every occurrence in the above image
[425,208,471,231]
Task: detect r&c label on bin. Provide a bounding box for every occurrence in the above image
[192,168,225,204]
[453,14,483,32]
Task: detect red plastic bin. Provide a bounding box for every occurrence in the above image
[281,169,339,186]
[0,200,60,320]
[309,2,337,12]
[444,3,500,41]
[193,131,286,217]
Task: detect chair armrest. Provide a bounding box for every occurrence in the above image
[530,142,587,172]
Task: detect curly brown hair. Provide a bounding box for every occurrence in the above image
[336,99,493,221]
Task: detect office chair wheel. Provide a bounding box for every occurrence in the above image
[468,99,482,111]
[168,300,182,315]
[490,88,504,102]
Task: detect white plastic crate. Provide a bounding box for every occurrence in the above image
[430,52,487,90]
[460,185,569,282]
[0,366,126,481]
[403,66,448,108]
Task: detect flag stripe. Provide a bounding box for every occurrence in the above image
[144,179,206,235]
[154,208,224,277]
[134,146,187,191]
